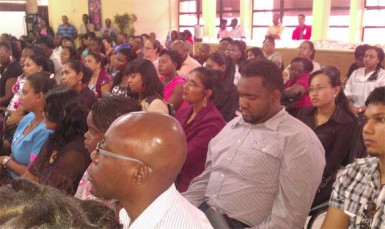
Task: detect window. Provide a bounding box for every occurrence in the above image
[363,1,385,43]
[178,0,202,36]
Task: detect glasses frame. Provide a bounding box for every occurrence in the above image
[96,140,153,173]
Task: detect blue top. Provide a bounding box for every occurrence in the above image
[9,112,53,177]
[57,24,77,38]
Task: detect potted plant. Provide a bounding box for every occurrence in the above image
[113,13,137,35]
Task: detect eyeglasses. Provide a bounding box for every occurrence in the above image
[186,80,204,89]
[96,140,152,173]
[360,201,379,229]
[308,86,331,94]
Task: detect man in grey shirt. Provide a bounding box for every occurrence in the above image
[183,59,325,228]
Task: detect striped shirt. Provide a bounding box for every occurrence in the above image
[119,184,212,229]
[330,157,385,228]
[183,108,325,228]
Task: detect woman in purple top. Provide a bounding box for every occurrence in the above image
[158,49,188,113]
[175,67,226,192]
[85,52,112,98]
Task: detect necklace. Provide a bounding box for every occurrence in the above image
[11,118,43,147]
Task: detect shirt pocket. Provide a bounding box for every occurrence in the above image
[234,136,284,185]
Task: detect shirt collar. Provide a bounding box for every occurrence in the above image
[232,107,287,131]
[303,105,352,125]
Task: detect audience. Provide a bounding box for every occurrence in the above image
[86,52,112,98]
[0,179,120,228]
[262,36,283,69]
[158,49,188,113]
[175,67,225,192]
[101,18,118,38]
[61,60,97,112]
[39,17,54,37]
[192,43,211,65]
[0,41,23,107]
[87,112,213,228]
[283,57,313,112]
[344,45,385,117]
[322,86,385,228]
[126,59,169,114]
[57,15,78,39]
[205,52,239,122]
[143,39,161,70]
[217,19,230,39]
[292,13,311,40]
[217,37,233,54]
[0,73,55,184]
[110,47,137,97]
[183,59,325,228]
[295,66,365,207]
[225,40,246,85]
[60,45,81,64]
[23,87,89,195]
[171,40,201,79]
[75,96,141,204]
[79,14,95,37]
[102,36,116,72]
[246,47,264,60]
[36,37,62,84]
[228,18,245,39]
[345,44,369,82]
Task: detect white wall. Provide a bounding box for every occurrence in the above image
[0,11,26,38]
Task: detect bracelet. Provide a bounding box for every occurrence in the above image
[2,156,11,168]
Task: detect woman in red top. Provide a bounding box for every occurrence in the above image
[175,67,226,192]
[283,57,313,113]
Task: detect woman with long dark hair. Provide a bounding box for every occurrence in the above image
[110,47,137,97]
[224,40,246,85]
[295,66,365,207]
[175,67,225,192]
[24,87,90,195]
[205,52,238,122]
[86,52,112,98]
[0,73,55,184]
[126,59,169,114]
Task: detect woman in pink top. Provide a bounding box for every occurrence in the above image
[158,49,188,113]
[283,57,313,113]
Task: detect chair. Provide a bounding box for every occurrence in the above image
[306,201,329,229]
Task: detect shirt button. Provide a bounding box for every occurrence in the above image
[262,147,266,152]
[237,139,241,143]
[221,173,224,177]
[213,194,217,198]
[227,157,231,161]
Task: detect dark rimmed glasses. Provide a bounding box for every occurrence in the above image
[96,140,152,173]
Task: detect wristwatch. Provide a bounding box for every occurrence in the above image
[2,156,11,168]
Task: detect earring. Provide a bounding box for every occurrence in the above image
[203,97,207,107]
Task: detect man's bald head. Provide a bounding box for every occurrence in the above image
[88,112,187,201]
[107,112,186,183]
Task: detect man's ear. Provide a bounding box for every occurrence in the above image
[133,165,149,185]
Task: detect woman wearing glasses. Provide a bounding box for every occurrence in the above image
[175,67,225,192]
[295,66,364,208]
[23,87,89,195]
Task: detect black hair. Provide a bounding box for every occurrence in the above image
[62,46,81,61]
[190,67,219,100]
[147,39,162,54]
[300,40,316,60]
[298,13,305,18]
[28,54,55,75]
[207,52,235,83]
[354,44,370,59]
[124,58,164,99]
[87,51,107,69]
[44,86,88,150]
[36,36,55,49]
[159,49,183,70]
[27,72,56,94]
[365,86,385,106]
[220,37,233,43]
[246,47,264,59]
[112,48,137,88]
[240,59,284,92]
[264,35,275,47]
[0,179,121,228]
[291,56,314,73]
[24,44,43,56]
[310,66,356,121]
[0,41,12,52]
[229,40,246,64]
[141,33,150,39]
[65,60,93,84]
[366,46,384,81]
[90,36,105,54]
[61,36,75,47]
[102,35,113,46]
[91,96,142,133]
[28,30,37,37]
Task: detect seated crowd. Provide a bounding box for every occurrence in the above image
[0,13,384,229]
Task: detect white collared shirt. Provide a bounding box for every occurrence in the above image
[119,184,212,229]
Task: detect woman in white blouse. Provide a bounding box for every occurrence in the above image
[344,46,385,115]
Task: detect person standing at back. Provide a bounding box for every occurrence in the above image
[292,14,311,40]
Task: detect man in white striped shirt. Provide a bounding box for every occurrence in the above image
[87,112,212,229]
